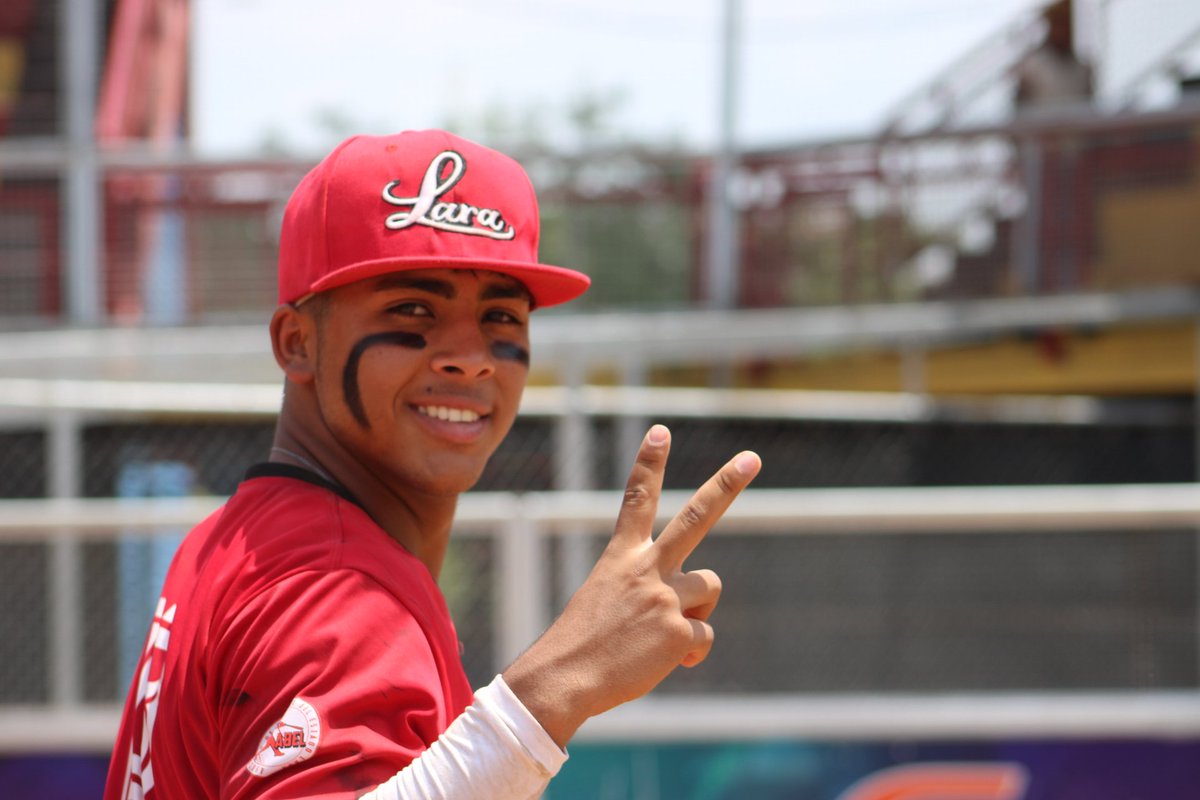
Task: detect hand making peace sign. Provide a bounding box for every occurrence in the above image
[503,424,762,747]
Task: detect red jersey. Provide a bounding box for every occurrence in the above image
[104,464,475,800]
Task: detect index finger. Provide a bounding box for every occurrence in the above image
[654,450,761,569]
[610,424,672,550]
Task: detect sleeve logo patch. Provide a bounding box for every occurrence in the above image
[246,696,322,778]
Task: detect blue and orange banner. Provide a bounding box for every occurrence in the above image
[546,739,1200,799]
[3,738,1199,797]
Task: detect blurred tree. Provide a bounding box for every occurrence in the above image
[443,86,696,310]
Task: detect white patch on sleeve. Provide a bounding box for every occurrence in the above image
[245,696,322,778]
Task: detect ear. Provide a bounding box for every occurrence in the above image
[270,304,317,384]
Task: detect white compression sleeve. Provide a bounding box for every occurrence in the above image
[359,675,568,800]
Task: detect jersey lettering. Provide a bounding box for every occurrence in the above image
[120,597,177,800]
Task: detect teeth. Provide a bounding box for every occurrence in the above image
[418,405,481,423]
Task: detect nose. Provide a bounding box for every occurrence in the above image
[429,319,496,380]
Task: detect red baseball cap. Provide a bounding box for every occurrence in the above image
[277,129,590,308]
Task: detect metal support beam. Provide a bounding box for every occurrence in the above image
[495,498,545,671]
[47,411,84,706]
[62,0,104,324]
[704,0,741,311]
[554,359,595,605]
[615,357,649,487]
[1015,136,1043,295]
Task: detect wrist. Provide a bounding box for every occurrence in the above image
[502,648,592,749]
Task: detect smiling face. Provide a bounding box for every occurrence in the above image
[304,268,532,496]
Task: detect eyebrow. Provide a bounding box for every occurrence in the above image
[481,282,533,304]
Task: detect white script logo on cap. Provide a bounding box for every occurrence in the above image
[382,150,515,240]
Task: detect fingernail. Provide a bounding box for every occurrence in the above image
[648,424,668,445]
[734,452,760,476]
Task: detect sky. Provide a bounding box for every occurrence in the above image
[188,0,1185,157]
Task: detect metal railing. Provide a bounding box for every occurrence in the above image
[2,482,1200,751]
[5,100,1200,325]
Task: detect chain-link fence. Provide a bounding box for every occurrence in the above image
[0,397,1196,708]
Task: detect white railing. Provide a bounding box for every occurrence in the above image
[3,484,1200,751]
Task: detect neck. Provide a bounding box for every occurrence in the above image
[270,411,458,579]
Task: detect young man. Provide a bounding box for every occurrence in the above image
[105,129,761,799]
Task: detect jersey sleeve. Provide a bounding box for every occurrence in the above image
[360,675,567,800]
[210,567,458,800]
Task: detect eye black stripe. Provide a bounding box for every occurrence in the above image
[491,341,530,367]
[342,331,427,428]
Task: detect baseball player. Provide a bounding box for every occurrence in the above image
[104,129,761,799]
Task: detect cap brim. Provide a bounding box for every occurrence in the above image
[306,256,590,309]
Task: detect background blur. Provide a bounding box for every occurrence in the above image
[2,0,1200,797]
